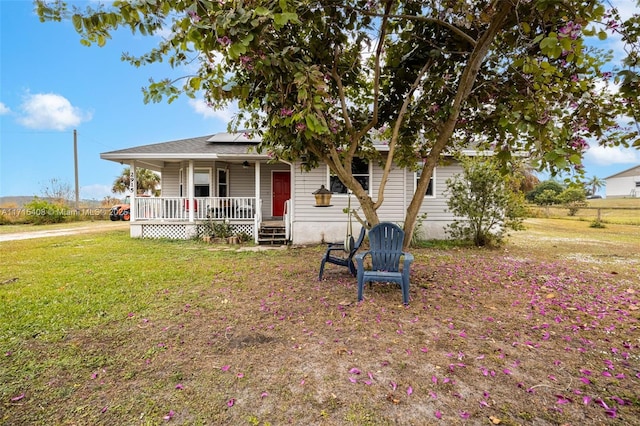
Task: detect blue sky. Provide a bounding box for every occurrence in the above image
[1,1,639,201]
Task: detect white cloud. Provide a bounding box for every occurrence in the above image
[189,98,237,122]
[0,102,10,115]
[18,93,92,131]
[80,184,113,201]
[585,144,640,165]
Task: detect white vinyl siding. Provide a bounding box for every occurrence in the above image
[413,163,463,221]
[161,163,180,197]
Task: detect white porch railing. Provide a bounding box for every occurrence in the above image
[134,197,257,221]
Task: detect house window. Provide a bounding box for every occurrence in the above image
[179,168,184,197]
[415,165,435,197]
[217,168,228,197]
[329,158,370,194]
[194,169,211,196]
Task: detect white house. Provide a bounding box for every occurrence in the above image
[100,132,464,244]
[604,165,640,198]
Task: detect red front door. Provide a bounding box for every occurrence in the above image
[272,171,291,217]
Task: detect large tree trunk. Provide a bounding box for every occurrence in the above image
[402,1,515,250]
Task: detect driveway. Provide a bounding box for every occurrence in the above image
[0,222,129,242]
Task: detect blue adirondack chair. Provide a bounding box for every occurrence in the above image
[318,226,366,280]
[355,222,414,305]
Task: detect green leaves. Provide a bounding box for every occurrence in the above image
[540,34,562,58]
[273,12,299,29]
[228,43,247,60]
[36,0,638,189]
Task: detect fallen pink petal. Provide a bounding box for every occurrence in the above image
[3,203,640,424]
[611,396,626,405]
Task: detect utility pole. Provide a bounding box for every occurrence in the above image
[74,129,79,209]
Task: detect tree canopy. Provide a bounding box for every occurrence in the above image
[37,0,640,245]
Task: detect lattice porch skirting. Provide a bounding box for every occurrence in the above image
[134,222,255,240]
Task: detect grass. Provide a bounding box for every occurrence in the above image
[529,197,640,225]
[1,221,639,425]
[0,219,114,235]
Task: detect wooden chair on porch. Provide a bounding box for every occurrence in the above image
[355,222,414,305]
[318,226,366,280]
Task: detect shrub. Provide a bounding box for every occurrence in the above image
[526,180,564,204]
[23,198,69,224]
[557,187,587,216]
[200,218,234,239]
[445,157,526,247]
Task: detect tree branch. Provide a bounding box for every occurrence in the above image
[373,59,431,210]
[343,5,477,47]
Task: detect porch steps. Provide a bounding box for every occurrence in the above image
[258,223,288,245]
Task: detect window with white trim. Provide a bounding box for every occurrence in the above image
[415,165,435,197]
[329,158,370,194]
[194,169,211,197]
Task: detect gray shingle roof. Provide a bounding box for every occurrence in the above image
[100,133,266,162]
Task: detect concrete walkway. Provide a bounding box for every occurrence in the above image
[0,222,129,242]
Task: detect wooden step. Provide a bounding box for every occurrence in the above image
[258,225,287,245]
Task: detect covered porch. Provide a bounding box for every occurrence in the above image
[129,195,267,242]
[101,133,292,243]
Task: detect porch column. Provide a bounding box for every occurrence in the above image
[254,161,261,243]
[129,160,136,222]
[188,160,195,222]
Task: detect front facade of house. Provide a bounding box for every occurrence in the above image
[100,133,463,244]
[605,165,640,198]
